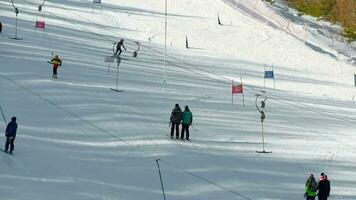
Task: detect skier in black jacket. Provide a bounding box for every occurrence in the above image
[4,117,18,154]
[170,104,182,139]
[317,173,331,200]
[115,39,127,56]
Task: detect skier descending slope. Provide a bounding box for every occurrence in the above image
[50,55,62,79]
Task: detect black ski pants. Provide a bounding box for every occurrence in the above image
[5,136,15,153]
[170,123,180,138]
[53,67,58,76]
[181,124,190,139]
[318,195,328,200]
[306,196,315,200]
[115,48,122,56]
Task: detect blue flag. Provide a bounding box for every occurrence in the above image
[264,71,274,79]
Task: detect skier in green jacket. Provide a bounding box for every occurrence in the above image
[181,105,193,140]
[305,174,318,200]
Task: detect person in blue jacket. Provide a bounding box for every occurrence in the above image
[181,105,193,140]
[4,117,18,154]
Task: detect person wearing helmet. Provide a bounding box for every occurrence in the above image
[181,105,193,140]
[4,117,17,154]
[115,39,127,56]
[50,55,62,79]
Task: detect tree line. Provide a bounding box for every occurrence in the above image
[285,0,355,41]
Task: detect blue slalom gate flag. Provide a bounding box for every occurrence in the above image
[264,71,274,79]
[93,0,101,3]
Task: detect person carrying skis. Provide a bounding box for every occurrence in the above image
[305,174,318,200]
[170,104,182,139]
[317,173,330,200]
[115,39,127,56]
[181,105,193,140]
[50,55,62,79]
[4,117,17,154]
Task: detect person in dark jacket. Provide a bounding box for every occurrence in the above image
[181,105,193,140]
[115,39,127,56]
[4,117,18,154]
[170,104,182,139]
[317,173,330,200]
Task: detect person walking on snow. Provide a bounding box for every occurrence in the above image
[170,104,182,139]
[115,39,127,56]
[305,174,318,200]
[4,117,17,154]
[317,173,330,200]
[50,55,62,79]
[181,105,193,140]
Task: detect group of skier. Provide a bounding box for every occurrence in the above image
[170,104,193,140]
[46,39,126,79]
[305,173,331,200]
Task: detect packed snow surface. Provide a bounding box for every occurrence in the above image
[0,0,356,200]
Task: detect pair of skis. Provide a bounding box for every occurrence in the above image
[0,148,14,156]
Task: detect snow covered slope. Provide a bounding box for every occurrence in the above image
[0,0,356,200]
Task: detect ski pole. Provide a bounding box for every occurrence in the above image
[0,104,7,124]
[191,124,198,133]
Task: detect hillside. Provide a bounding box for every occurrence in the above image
[1,0,356,200]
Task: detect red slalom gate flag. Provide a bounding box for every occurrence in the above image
[232,84,243,94]
[35,21,45,29]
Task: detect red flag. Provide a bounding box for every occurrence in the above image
[35,21,45,29]
[232,84,243,94]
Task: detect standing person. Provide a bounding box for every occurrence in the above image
[305,174,318,200]
[170,104,182,139]
[181,105,193,140]
[50,55,62,79]
[4,117,17,154]
[115,39,127,56]
[317,173,330,200]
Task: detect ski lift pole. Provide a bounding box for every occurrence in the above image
[155,159,167,200]
[163,0,167,84]
[115,57,121,90]
[255,93,271,153]
[11,0,20,40]
[38,0,45,11]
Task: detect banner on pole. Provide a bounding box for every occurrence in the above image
[35,21,45,29]
[105,56,115,63]
[232,84,243,94]
[264,70,274,79]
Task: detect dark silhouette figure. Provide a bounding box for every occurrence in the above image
[115,39,127,56]
[317,173,331,200]
[4,117,18,154]
[170,104,182,139]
